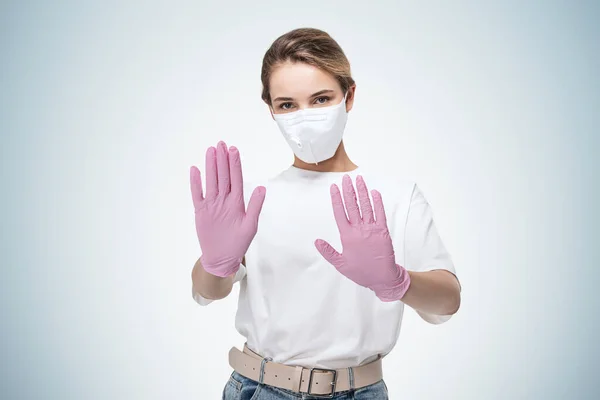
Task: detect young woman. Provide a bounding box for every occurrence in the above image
[190,28,462,400]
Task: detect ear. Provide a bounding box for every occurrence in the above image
[345,85,357,113]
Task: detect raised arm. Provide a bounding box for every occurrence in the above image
[190,141,265,302]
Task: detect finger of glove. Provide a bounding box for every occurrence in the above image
[216,141,231,195]
[190,166,204,210]
[245,186,266,228]
[330,184,349,231]
[342,175,361,224]
[356,175,374,224]
[371,189,388,226]
[205,146,218,199]
[314,239,344,266]
[229,146,244,199]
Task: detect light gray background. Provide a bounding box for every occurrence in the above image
[1,1,598,399]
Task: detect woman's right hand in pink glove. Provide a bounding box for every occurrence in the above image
[190,141,266,277]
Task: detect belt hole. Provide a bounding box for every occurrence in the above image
[275,375,277,377]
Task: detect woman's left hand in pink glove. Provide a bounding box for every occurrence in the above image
[314,175,411,302]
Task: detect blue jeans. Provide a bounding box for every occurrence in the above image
[222,371,389,400]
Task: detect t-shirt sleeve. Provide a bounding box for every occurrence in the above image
[192,263,247,306]
[403,184,461,324]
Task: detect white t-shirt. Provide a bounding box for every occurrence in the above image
[193,165,459,369]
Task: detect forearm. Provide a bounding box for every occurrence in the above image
[191,257,235,300]
[400,269,461,315]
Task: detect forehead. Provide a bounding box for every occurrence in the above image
[269,61,339,98]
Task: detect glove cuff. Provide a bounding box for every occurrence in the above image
[372,264,411,302]
[199,254,242,278]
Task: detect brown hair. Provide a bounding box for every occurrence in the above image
[260,28,355,105]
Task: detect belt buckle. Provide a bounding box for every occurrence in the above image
[307,367,337,398]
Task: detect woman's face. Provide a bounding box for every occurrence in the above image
[269,61,355,116]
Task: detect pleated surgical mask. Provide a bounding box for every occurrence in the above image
[272,93,348,164]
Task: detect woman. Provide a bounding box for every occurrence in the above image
[190,28,461,399]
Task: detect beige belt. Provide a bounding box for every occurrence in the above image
[228,344,383,397]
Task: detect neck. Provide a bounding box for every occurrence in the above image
[292,141,358,173]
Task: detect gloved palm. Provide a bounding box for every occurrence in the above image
[315,175,411,301]
[190,141,266,277]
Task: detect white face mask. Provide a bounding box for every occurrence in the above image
[272,93,348,164]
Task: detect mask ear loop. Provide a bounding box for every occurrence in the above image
[341,91,349,109]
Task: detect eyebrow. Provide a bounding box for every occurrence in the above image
[272,89,335,103]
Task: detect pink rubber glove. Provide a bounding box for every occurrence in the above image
[315,175,411,302]
[190,141,266,277]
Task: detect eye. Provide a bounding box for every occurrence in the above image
[314,96,330,105]
[279,102,294,110]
